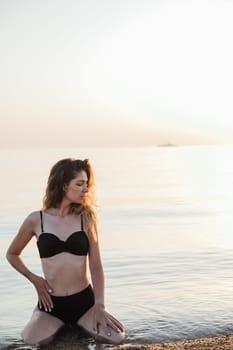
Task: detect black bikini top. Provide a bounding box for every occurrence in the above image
[37,211,89,258]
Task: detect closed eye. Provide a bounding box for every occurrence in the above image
[76,181,88,186]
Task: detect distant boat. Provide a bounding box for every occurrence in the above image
[157,142,177,147]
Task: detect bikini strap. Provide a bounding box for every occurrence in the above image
[81,215,84,231]
[40,210,44,233]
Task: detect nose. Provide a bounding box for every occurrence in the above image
[83,185,88,193]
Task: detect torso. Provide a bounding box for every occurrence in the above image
[34,210,90,296]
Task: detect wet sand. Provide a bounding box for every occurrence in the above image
[109,335,233,350]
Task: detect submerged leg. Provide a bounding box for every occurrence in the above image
[77,306,125,344]
[21,307,64,346]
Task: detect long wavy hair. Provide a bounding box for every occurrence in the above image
[42,158,98,238]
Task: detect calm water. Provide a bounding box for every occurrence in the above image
[1,146,233,349]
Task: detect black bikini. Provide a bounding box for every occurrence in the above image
[39,285,95,324]
[37,211,94,324]
[37,211,89,258]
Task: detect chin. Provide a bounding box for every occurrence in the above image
[72,200,82,205]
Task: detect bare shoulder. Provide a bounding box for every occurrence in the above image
[7,211,41,254]
[27,210,41,222]
[24,210,41,226]
[19,210,41,235]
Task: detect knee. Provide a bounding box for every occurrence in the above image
[21,329,39,346]
[21,329,53,346]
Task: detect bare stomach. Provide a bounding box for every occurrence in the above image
[41,253,89,296]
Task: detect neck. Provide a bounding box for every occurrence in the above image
[47,200,71,217]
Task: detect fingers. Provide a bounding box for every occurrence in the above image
[106,319,124,335]
[91,306,124,339]
[92,313,99,334]
[112,319,125,332]
[98,321,122,338]
[107,320,120,333]
[36,278,54,312]
[44,283,54,310]
[92,315,109,336]
[105,312,125,332]
[45,280,53,295]
[93,316,124,337]
[40,293,53,312]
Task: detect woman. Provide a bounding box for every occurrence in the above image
[6,158,125,346]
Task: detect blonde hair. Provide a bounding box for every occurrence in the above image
[43,158,98,239]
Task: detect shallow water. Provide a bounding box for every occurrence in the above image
[1,146,233,349]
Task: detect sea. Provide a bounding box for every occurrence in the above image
[0,145,233,349]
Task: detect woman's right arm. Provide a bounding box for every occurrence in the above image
[6,212,53,311]
[6,213,36,279]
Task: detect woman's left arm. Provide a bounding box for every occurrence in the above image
[88,232,124,335]
[88,235,105,307]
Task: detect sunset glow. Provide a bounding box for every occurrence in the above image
[1,0,233,147]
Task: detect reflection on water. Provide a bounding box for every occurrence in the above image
[105,250,233,343]
[1,146,233,349]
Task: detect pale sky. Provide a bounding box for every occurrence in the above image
[1,0,233,147]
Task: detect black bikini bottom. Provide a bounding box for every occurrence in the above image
[39,284,95,324]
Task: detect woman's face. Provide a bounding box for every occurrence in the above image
[63,170,88,204]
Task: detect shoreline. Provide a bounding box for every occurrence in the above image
[110,335,233,350]
[2,334,233,350]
